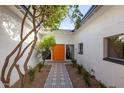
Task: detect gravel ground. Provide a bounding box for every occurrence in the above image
[11,65,52,88]
[66,64,101,88]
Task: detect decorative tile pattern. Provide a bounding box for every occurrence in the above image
[44,63,73,88]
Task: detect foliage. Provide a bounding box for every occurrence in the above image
[77,64,83,74]
[33,5,70,30]
[110,35,124,45]
[33,5,83,30]
[83,70,91,87]
[70,5,83,30]
[71,58,77,67]
[37,62,43,72]
[36,34,56,65]
[28,66,35,81]
[37,35,56,51]
[76,64,91,86]
[99,82,107,88]
[76,64,107,87]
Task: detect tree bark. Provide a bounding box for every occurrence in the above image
[15,64,24,88]
[21,8,38,87]
[4,6,31,84]
[16,5,31,61]
[5,40,34,84]
[24,8,37,72]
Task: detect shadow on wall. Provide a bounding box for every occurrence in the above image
[0,8,33,42]
[0,6,37,86]
[0,11,20,41]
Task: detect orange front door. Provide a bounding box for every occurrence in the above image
[52,44,65,62]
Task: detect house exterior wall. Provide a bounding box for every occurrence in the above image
[0,6,38,87]
[74,5,124,87]
[54,31,75,61]
[38,31,75,62]
[53,30,74,44]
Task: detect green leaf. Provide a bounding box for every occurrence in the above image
[33,5,70,30]
[36,34,56,51]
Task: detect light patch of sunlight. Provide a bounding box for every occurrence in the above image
[1,12,20,42]
[118,35,124,43]
[1,13,33,43]
[3,21,20,41]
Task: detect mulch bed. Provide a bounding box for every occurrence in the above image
[66,64,101,88]
[11,65,51,88]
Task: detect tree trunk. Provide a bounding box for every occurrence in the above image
[21,8,38,87]
[5,41,34,84]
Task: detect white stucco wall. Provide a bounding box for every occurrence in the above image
[53,30,74,44]
[74,5,124,87]
[38,30,75,62]
[0,6,38,87]
[40,30,74,44]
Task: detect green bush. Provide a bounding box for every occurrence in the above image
[78,65,91,87]
[76,63,91,87]
[28,66,35,81]
[71,59,77,67]
[99,82,107,88]
[37,62,43,72]
[83,70,91,87]
[77,64,83,74]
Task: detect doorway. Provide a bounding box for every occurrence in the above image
[52,44,65,62]
[66,44,74,60]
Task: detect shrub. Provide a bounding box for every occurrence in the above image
[71,59,77,67]
[99,82,107,88]
[77,64,83,74]
[76,64,91,87]
[83,70,91,87]
[81,67,91,87]
[28,66,35,81]
[37,62,43,72]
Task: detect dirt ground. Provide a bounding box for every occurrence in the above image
[11,65,51,88]
[66,64,101,88]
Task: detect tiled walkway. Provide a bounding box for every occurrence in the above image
[44,63,73,88]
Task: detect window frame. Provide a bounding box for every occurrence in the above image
[103,34,124,65]
[66,44,74,60]
[78,43,83,55]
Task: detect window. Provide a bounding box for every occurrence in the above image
[78,43,83,55]
[46,50,51,59]
[103,34,124,65]
[43,50,51,60]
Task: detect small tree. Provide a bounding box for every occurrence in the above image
[37,34,56,65]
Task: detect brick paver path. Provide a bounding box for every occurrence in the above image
[44,63,73,88]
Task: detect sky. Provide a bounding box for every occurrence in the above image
[59,5,92,30]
